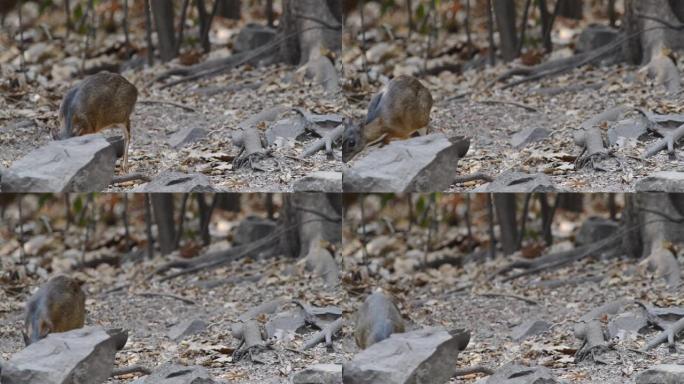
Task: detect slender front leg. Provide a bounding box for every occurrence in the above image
[122,119,131,173]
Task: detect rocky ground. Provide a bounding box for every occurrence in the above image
[1,63,343,192]
[2,196,682,383]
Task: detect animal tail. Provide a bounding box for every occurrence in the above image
[57,87,78,139]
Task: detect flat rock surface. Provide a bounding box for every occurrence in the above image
[636,364,684,384]
[342,327,470,384]
[343,134,470,192]
[294,171,343,192]
[1,326,126,384]
[635,171,684,192]
[1,134,116,192]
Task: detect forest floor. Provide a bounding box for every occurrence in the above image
[342,12,684,192]
[0,8,343,192]
[1,199,682,384]
[0,62,343,192]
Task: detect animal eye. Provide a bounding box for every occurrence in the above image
[348,139,355,147]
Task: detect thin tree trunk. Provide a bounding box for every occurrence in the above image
[494,194,518,255]
[151,194,177,255]
[144,0,154,66]
[493,0,518,61]
[486,0,496,65]
[150,0,177,62]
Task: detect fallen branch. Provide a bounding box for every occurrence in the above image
[478,292,539,306]
[642,314,684,351]
[302,317,345,350]
[136,291,196,305]
[495,26,675,89]
[110,365,151,377]
[476,99,538,113]
[111,173,150,185]
[301,123,344,158]
[452,365,495,377]
[643,123,684,158]
[138,99,196,113]
[453,172,494,184]
[498,231,623,282]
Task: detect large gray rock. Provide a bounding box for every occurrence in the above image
[575,217,619,246]
[293,364,342,384]
[486,363,559,384]
[511,320,551,341]
[168,127,207,149]
[265,310,306,339]
[131,363,217,384]
[134,171,215,192]
[607,311,647,340]
[294,171,343,192]
[343,134,470,192]
[1,134,117,192]
[265,116,307,145]
[233,216,276,245]
[511,127,549,149]
[635,172,684,192]
[474,171,556,192]
[607,118,647,147]
[1,326,128,384]
[636,364,684,384]
[234,24,276,54]
[576,24,620,55]
[342,327,470,384]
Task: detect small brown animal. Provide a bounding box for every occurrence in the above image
[354,291,405,349]
[343,75,433,162]
[57,71,138,172]
[23,275,86,345]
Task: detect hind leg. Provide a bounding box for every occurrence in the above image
[122,119,131,173]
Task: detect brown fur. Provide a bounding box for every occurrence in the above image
[58,71,138,172]
[23,275,86,345]
[354,292,405,349]
[343,75,433,162]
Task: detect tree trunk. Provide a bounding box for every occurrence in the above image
[622,193,684,259]
[624,0,684,64]
[217,0,241,19]
[279,193,342,258]
[557,0,583,20]
[151,194,176,255]
[493,0,518,62]
[150,0,177,62]
[279,0,342,65]
[494,194,518,255]
[556,193,584,213]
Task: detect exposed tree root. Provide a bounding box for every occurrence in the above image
[301,317,345,350]
[643,123,684,158]
[110,365,151,377]
[301,123,344,158]
[452,365,495,377]
[642,316,684,351]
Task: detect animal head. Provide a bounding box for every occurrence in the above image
[342,118,364,163]
[24,315,52,346]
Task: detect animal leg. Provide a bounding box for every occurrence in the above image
[122,119,131,173]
